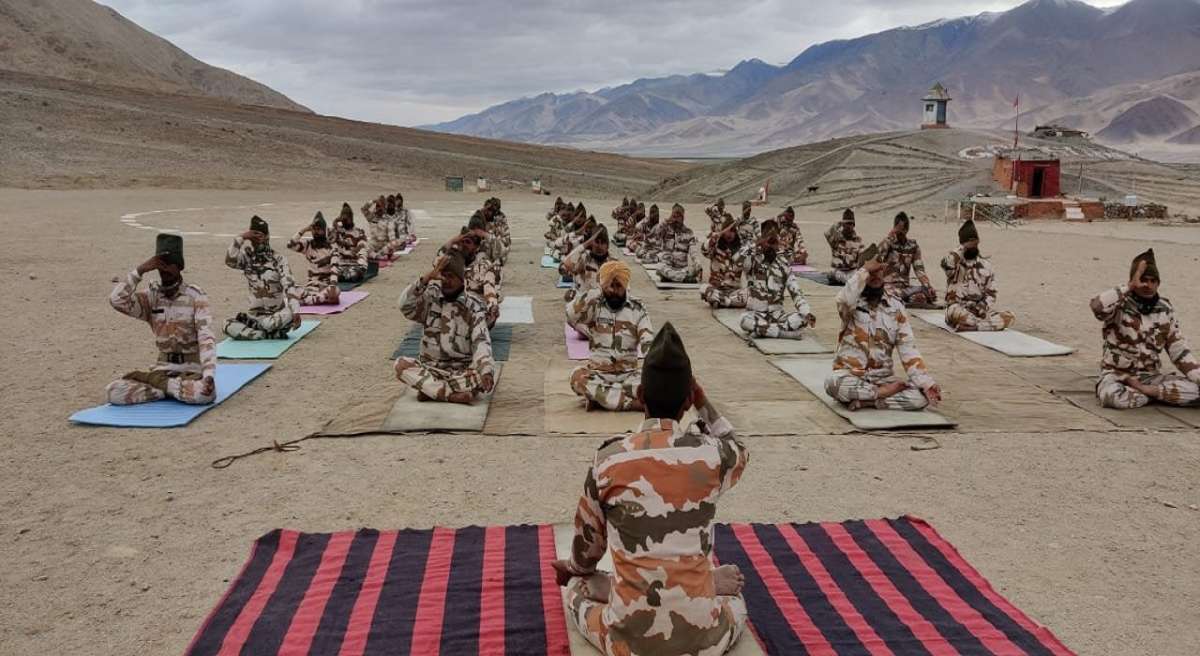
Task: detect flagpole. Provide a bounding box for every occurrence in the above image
[1013,95,1019,149]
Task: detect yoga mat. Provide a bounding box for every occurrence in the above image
[540,255,559,269]
[712,309,831,355]
[69,363,271,428]
[647,269,701,290]
[337,264,378,291]
[556,277,573,289]
[711,517,1075,656]
[498,296,534,324]
[392,324,512,362]
[380,365,501,432]
[298,290,368,315]
[565,324,590,360]
[790,263,819,273]
[1054,390,1200,430]
[797,270,837,285]
[770,357,956,430]
[216,320,320,360]
[185,524,570,656]
[912,311,1075,357]
[621,247,634,257]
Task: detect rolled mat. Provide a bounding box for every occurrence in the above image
[184,525,570,656]
[713,517,1075,655]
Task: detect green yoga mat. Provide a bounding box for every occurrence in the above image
[541,255,559,269]
[216,320,321,359]
[391,324,512,361]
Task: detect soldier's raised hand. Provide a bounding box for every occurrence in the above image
[136,255,165,275]
[1130,259,1148,286]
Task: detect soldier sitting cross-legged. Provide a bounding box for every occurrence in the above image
[566,261,654,411]
[552,323,749,656]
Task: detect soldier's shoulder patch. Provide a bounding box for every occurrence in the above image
[595,435,627,460]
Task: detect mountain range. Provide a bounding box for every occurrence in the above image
[427,0,1200,158]
[0,0,309,112]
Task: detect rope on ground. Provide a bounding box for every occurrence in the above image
[211,434,316,469]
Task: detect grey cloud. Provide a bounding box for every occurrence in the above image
[102,0,1128,125]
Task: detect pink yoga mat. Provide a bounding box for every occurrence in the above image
[299,290,369,315]
[566,324,590,360]
[790,263,818,273]
[376,241,419,268]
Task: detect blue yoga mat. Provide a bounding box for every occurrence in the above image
[69,363,271,428]
[216,320,320,359]
[556,277,573,289]
[541,255,559,269]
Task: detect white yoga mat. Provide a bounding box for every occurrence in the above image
[770,357,956,430]
[498,296,534,324]
[712,309,832,355]
[911,310,1074,357]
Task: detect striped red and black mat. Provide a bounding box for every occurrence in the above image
[185,525,569,656]
[187,518,1073,655]
[713,517,1075,655]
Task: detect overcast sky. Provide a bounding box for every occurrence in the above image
[103,0,1128,127]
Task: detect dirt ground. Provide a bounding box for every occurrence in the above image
[2,188,1199,655]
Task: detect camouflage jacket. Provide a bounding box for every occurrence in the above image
[701,235,746,290]
[824,223,864,271]
[565,402,748,655]
[365,213,392,254]
[833,269,935,388]
[562,245,611,299]
[399,279,495,376]
[940,248,997,316]
[554,229,586,260]
[566,289,653,374]
[287,231,337,286]
[392,209,415,241]
[879,234,931,290]
[225,237,301,314]
[1090,284,1200,380]
[745,247,811,316]
[705,204,726,232]
[436,246,503,312]
[736,216,759,243]
[776,222,805,263]
[634,221,663,259]
[111,270,217,379]
[649,222,699,269]
[331,223,368,269]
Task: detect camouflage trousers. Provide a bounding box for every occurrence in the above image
[368,242,395,261]
[891,284,935,307]
[824,370,929,410]
[300,280,340,306]
[1096,371,1200,409]
[637,249,661,264]
[791,245,809,266]
[570,366,643,411]
[224,307,295,340]
[106,367,213,405]
[827,269,854,285]
[700,285,748,308]
[394,357,484,401]
[658,261,703,283]
[945,304,1015,332]
[566,576,747,656]
[336,263,368,283]
[740,309,809,339]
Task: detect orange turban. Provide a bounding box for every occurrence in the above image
[598,260,631,288]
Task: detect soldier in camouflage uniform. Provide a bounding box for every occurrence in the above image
[107,234,217,405]
[553,205,590,261]
[776,206,808,265]
[331,203,370,282]
[1091,249,1200,409]
[391,193,416,248]
[395,252,496,404]
[363,198,395,261]
[940,219,1014,331]
[620,202,645,250]
[634,204,664,263]
[287,212,340,305]
[611,198,632,246]
[878,212,937,307]
[545,201,574,253]
[224,216,302,340]
[736,200,759,244]
[482,197,511,265]
[705,197,727,234]
[739,219,815,339]
[825,245,943,411]
[438,216,502,328]
[566,261,654,411]
[651,203,703,282]
[562,224,612,304]
[824,208,864,285]
[553,323,748,656]
[700,216,750,308]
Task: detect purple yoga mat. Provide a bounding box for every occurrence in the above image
[299,290,369,315]
[565,324,590,360]
[790,263,818,273]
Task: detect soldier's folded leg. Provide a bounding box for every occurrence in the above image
[1154,373,1200,407]
[106,374,167,405]
[168,373,215,405]
[397,360,480,402]
[760,312,808,339]
[878,385,929,411]
[828,269,852,285]
[579,371,642,411]
[1096,372,1151,409]
[825,370,879,404]
[566,579,610,654]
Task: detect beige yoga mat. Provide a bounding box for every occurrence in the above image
[1054,389,1200,430]
[712,309,832,355]
[542,361,655,436]
[911,311,1074,357]
[769,357,956,430]
[318,365,502,435]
